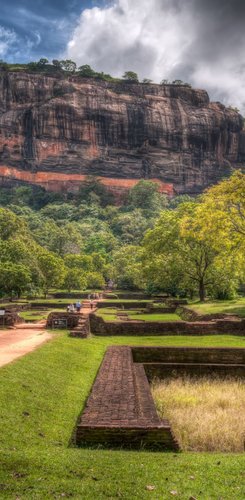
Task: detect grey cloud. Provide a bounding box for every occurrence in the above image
[66,0,245,112]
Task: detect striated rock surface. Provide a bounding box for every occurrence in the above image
[0,70,244,195]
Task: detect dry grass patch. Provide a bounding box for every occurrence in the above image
[152,376,245,452]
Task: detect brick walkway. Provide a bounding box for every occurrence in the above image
[76,346,179,449]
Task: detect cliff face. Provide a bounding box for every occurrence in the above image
[0,71,244,195]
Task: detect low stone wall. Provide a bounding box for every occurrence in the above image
[90,314,245,336]
[132,346,245,380]
[46,312,80,328]
[146,306,176,313]
[105,293,151,300]
[53,292,89,299]
[177,306,239,322]
[32,302,69,309]
[0,312,22,326]
[166,298,188,306]
[96,301,150,309]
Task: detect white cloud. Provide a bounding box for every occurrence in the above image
[67,0,194,81]
[0,26,18,58]
[66,0,245,113]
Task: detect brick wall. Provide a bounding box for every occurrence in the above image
[90,314,245,336]
[75,345,245,450]
[46,312,80,328]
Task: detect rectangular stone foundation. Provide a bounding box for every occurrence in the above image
[76,346,245,450]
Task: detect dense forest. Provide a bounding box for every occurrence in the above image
[0,173,244,301]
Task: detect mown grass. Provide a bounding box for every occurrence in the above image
[0,333,245,499]
[189,297,245,317]
[96,308,182,322]
[152,376,245,452]
[19,309,50,322]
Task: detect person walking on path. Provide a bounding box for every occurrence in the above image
[76,301,81,313]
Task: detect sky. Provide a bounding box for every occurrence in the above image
[1,0,245,112]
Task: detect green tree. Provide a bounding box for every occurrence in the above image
[127,180,168,213]
[78,177,114,207]
[142,204,238,301]
[37,58,49,67]
[64,254,93,271]
[38,251,65,296]
[111,245,144,290]
[52,59,62,69]
[122,71,139,82]
[78,65,97,77]
[86,272,105,289]
[0,263,31,298]
[111,209,152,244]
[60,60,77,73]
[63,269,87,292]
[0,208,25,240]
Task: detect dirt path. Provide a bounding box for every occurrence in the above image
[0,324,52,368]
[0,298,101,368]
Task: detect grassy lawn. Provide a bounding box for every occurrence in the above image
[189,297,245,317]
[30,299,76,305]
[19,309,50,322]
[96,307,119,321]
[0,333,245,499]
[96,309,182,322]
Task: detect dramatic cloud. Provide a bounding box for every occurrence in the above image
[0,26,18,58]
[66,0,245,112]
[0,0,85,62]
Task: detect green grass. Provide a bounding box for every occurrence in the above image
[96,308,182,322]
[189,297,245,317]
[0,333,245,499]
[30,298,76,304]
[19,309,50,322]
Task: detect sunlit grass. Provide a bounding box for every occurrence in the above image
[152,376,245,452]
[0,334,245,498]
[95,308,182,322]
[189,297,245,317]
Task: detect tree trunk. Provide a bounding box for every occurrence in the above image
[199,280,206,302]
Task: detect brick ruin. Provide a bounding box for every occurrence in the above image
[76,346,245,450]
[89,313,245,336]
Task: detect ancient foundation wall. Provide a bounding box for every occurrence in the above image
[90,314,245,336]
[76,346,245,449]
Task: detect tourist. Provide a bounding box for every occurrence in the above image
[68,304,75,313]
[90,300,93,310]
[88,294,91,300]
[76,301,81,313]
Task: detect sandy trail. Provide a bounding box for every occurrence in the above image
[0,324,52,368]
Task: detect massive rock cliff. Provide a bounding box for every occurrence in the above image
[0,70,244,195]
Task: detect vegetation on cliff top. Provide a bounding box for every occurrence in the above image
[0,58,192,87]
